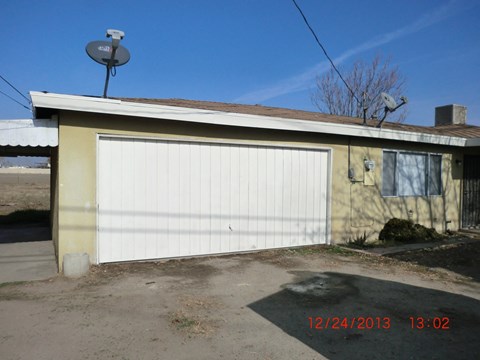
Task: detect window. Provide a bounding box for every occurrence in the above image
[382,151,442,196]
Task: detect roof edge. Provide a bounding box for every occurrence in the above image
[30,91,469,147]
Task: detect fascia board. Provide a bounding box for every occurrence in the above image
[30,91,467,147]
[465,138,480,147]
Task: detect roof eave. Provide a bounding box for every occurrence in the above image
[30,91,470,147]
[465,138,480,147]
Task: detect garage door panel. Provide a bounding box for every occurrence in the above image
[229,146,240,252]
[198,144,209,254]
[98,138,112,261]
[189,143,201,255]
[264,148,276,249]
[219,145,230,253]
[247,146,258,250]
[208,145,220,253]
[144,141,158,258]
[133,140,147,260]
[167,143,180,257]
[178,144,190,255]
[319,152,328,242]
[156,142,169,258]
[98,137,329,263]
[256,147,268,250]
[301,152,310,244]
[290,149,300,247]
[282,149,292,248]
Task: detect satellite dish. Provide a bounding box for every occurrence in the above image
[380,92,397,111]
[376,92,408,128]
[85,29,130,98]
[86,41,130,66]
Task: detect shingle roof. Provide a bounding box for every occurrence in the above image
[118,97,480,139]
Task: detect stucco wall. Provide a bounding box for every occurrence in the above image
[56,110,464,268]
[333,139,464,243]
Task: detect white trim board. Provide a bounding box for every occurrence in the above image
[30,91,476,147]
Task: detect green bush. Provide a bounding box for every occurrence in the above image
[379,218,442,243]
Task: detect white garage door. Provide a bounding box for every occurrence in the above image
[98,136,329,263]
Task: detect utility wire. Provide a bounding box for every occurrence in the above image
[0,74,31,104]
[291,0,361,105]
[0,89,31,110]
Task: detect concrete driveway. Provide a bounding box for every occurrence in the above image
[0,224,57,283]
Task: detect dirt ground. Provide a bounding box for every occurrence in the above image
[1,169,479,359]
[0,246,479,360]
[0,169,50,216]
[388,241,480,281]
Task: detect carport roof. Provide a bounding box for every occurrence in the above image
[0,119,58,148]
[30,91,480,148]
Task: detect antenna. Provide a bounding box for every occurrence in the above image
[86,29,130,98]
[377,92,408,128]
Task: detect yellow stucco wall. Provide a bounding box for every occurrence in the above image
[56,110,465,268]
[332,139,464,243]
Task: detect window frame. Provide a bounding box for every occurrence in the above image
[382,150,443,197]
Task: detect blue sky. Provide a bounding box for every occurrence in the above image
[1,0,479,126]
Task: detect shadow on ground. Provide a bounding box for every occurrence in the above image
[387,242,480,282]
[248,272,480,360]
[0,222,51,244]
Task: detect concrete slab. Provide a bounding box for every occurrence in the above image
[0,240,57,283]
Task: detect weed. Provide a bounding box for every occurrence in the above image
[325,246,356,256]
[282,246,326,255]
[174,316,197,330]
[0,281,28,288]
[170,310,205,333]
[346,231,371,248]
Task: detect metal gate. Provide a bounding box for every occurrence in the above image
[462,155,480,228]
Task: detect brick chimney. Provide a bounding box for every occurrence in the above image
[435,104,467,126]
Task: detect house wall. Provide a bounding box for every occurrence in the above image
[337,139,464,242]
[56,110,464,269]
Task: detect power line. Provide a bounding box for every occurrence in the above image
[0,89,31,111]
[291,0,361,105]
[0,74,31,104]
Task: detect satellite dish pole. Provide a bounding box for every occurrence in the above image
[362,91,368,125]
[103,29,124,98]
[86,29,130,98]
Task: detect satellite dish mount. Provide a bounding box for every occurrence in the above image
[86,29,130,98]
[377,92,408,128]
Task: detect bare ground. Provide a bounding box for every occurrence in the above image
[0,169,50,216]
[0,246,479,360]
[387,241,480,281]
